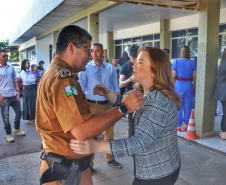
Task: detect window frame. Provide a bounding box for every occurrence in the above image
[114,34,160,59]
[171,28,198,59]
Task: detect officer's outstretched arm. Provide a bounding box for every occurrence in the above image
[70,91,144,141]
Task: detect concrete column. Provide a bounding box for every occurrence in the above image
[52,31,58,49]
[87,14,99,44]
[107,32,114,62]
[195,0,220,137]
[160,19,170,50]
[36,36,53,67]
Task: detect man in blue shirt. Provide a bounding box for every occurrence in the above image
[0,49,25,143]
[79,43,122,169]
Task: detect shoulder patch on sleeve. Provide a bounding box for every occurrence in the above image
[59,68,72,79]
[64,85,78,97]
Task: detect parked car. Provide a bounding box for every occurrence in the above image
[15,69,23,96]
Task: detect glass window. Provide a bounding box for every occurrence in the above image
[20,50,26,61]
[26,46,35,52]
[132,37,142,42]
[123,38,131,44]
[144,42,153,47]
[154,41,160,48]
[219,34,226,58]
[115,40,122,45]
[49,45,53,63]
[26,46,36,63]
[188,37,198,58]
[172,38,186,58]
[172,30,186,38]
[143,35,153,41]
[154,34,160,40]
[188,28,198,36]
[219,24,226,33]
[114,33,159,59]
[115,46,122,59]
[222,34,226,53]
[219,35,222,58]
[123,45,131,53]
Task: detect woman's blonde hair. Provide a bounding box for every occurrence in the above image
[180,45,190,59]
[135,47,181,110]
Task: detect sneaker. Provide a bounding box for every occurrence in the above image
[13,129,25,136]
[107,160,123,169]
[6,134,15,143]
[220,132,226,140]
[182,126,187,131]
[177,127,181,132]
[90,166,95,174]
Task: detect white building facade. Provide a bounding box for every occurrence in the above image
[9,0,226,138]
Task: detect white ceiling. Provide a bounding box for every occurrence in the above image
[98,1,226,34]
[26,0,226,42]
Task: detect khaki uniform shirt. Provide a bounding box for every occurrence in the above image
[36,57,92,159]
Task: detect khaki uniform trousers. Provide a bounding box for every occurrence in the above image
[88,102,114,166]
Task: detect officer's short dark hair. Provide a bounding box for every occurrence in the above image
[56,25,92,54]
[129,45,139,58]
[92,43,103,50]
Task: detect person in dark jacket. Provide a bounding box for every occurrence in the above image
[118,51,130,66]
[214,48,226,140]
[38,60,45,71]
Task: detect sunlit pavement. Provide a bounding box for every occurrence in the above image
[1,110,226,184]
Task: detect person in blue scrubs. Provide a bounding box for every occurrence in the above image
[172,46,197,131]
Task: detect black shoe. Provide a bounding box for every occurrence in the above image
[107,160,123,169]
[90,166,95,174]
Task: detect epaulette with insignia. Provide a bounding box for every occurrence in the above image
[59,68,72,79]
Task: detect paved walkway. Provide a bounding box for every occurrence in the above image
[0,116,226,185]
[177,116,226,154]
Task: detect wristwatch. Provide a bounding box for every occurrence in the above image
[118,104,128,115]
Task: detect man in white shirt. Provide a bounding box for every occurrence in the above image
[0,49,25,143]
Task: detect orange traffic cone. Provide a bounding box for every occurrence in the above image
[183,111,199,140]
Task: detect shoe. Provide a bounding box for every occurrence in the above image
[177,127,181,132]
[220,132,226,140]
[182,126,187,131]
[27,120,34,124]
[13,129,25,136]
[219,131,222,138]
[107,160,123,169]
[90,166,95,174]
[6,134,15,143]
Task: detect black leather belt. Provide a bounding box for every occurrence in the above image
[87,99,108,104]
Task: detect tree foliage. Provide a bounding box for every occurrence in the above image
[0,39,19,59]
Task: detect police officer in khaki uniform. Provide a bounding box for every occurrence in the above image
[36,25,144,185]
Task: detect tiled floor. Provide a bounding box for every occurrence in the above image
[177,116,226,154]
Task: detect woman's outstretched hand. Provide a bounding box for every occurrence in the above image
[93,84,110,97]
[69,138,99,155]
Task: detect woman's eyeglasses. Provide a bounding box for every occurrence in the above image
[3,55,8,58]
